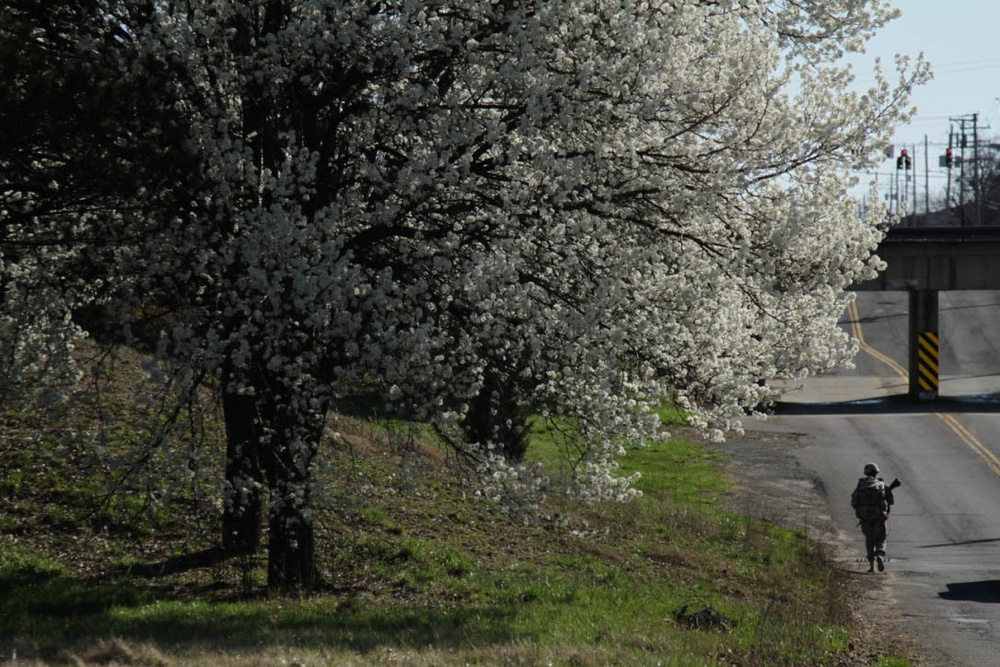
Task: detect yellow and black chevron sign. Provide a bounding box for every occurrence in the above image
[917,331,939,394]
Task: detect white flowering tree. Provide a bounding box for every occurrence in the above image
[2,0,928,590]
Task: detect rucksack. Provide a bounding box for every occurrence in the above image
[852,477,886,520]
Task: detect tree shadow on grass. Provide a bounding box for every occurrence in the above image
[114,546,231,578]
[0,565,519,662]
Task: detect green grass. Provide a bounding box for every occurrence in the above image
[0,387,914,666]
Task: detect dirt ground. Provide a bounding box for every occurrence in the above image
[707,425,926,666]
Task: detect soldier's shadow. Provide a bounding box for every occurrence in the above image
[939,581,1000,603]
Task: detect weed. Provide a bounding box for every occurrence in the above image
[876,658,913,667]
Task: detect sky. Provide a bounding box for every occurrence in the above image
[847,0,1000,204]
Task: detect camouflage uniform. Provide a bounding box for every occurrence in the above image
[851,462,895,572]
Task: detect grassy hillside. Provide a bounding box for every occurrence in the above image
[0,356,911,666]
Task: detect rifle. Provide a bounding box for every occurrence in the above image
[884,478,901,516]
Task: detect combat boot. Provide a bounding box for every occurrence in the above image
[876,552,886,572]
[867,558,876,573]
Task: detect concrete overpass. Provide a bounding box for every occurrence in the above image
[852,226,1000,400]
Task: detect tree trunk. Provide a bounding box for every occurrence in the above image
[263,403,321,592]
[221,383,264,556]
[463,367,531,462]
[266,475,317,592]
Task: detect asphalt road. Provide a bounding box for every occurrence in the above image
[771,290,1000,666]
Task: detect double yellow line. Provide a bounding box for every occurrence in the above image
[847,300,907,377]
[847,299,1000,477]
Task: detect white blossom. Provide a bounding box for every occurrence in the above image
[3,0,928,515]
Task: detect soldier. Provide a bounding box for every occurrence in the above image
[851,462,898,572]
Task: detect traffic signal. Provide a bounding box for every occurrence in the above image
[896,149,911,170]
[944,148,954,168]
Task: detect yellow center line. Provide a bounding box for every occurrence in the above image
[847,300,908,377]
[847,300,1000,477]
[937,412,1000,476]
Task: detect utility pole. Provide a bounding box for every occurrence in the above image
[890,155,897,215]
[950,113,986,227]
[894,147,912,219]
[973,112,982,226]
[957,117,967,227]
[924,134,930,215]
[946,127,953,211]
[893,152,898,216]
